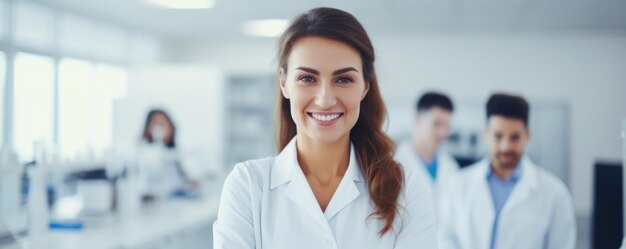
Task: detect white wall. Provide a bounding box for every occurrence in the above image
[162,33,626,216]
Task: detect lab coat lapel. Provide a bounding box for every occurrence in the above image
[435,152,453,191]
[469,159,496,248]
[397,143,435,190]
[270,138,296,189]
[500,156,540,216]
[323,143,363,220]
[284,167,331,229]
[276,137,330,229]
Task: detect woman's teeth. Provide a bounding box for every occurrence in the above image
[311,113,341,121]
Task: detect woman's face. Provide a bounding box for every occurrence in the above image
[280,37,369,144]
[149,113,173,144]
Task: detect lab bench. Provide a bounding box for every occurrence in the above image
[18,190,220,249]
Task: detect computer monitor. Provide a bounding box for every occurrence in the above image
[453,155,480,169]
[592,161,623,249]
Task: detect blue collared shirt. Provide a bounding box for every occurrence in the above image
[426,156,438,181]
[418,154,439,181]
[487,163,522,249]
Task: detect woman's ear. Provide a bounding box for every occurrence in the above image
[361,82,370,100]
[279,68,289,99]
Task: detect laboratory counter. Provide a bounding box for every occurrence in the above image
[19,186,220,249]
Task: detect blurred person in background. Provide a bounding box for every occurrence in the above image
[142,109,177,149]
[137,109,199,201]
[438,93,576,249]
[395,92,460,207]
[213,7,437,249]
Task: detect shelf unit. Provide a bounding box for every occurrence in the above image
[224,74,277,169]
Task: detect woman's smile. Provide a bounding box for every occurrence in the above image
[307,112,345,126]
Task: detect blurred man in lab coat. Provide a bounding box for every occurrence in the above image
[395,92,460,205]
[438,93,576,249]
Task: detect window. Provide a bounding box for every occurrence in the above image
[91,63,127,155]
[4,2,141,163]
[58,58,127,160]
[13,52,54,162]
[58,59,91,160]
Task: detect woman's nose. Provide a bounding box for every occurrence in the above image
[314,82,337,109]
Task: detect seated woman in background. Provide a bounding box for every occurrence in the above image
[213,7,437,249]
[137,109,198,201]
[142,109,178,148]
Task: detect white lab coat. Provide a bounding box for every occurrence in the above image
[438,156,576,249]
[394,141,460,205]
[135,142,186,197]
[214,137,438,249]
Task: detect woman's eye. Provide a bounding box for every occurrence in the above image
[298,75,315,83]
[337,77,353,84]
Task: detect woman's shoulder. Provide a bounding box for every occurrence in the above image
[224,157,276,191]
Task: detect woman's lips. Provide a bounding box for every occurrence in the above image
[307,112,344,126]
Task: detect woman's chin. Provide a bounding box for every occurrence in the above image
[303,129,348,145]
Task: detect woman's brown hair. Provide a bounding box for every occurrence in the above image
[275,7,403,235]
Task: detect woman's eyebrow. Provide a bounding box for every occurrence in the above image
[294,67,320,75]
[294,67,359,76]
[332,67,359,76]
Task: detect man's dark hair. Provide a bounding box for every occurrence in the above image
[416,92,454,113]
[486,93,530,127]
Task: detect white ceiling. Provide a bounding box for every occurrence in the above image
[34,0,626,40]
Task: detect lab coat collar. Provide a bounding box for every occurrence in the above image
[464,156,540,248]
[479,155,540,191]
[272,136,364,227]
[397,141,431,174]
[270,137,298,189]
[397,141,452,185]
[270,136,364,189]
[500,156,540,214]
[475,155,541,216]
[486,161,522,182]
[461,157,496,248]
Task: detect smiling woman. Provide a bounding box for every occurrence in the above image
[213,7,437,249]
[279,36,368,145]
